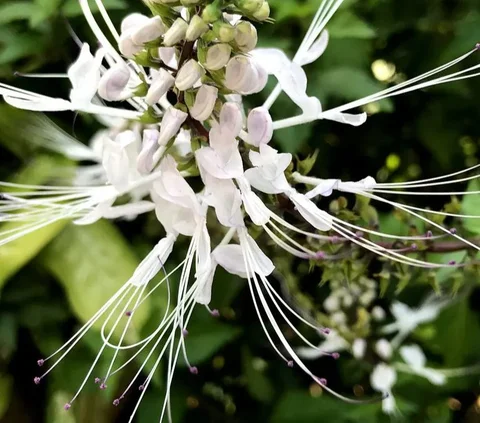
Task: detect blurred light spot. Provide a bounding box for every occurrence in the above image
[386,154,400,171]
[187,396,199,409]
[447,398,462,411]
[309,383,323,397]
[466,157,479,167]
[376,167,389,182]
[353,385,364,397]
[213,355,225,370]
[407,163,421,179]
[371,59,396,82]
[225,402,236,415]
[252,357,267,372]
[364,102,381,115]
[476,396,480,411]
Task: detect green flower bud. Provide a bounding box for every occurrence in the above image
[235,21,257,52]
[181,0,203,5]
[234,0,263,14]
[186,15,209,41]
[202,0,222,23]
[253,1,270,21]
[204,43,232,70]
[163,18,188,46]
[213,21,236,43]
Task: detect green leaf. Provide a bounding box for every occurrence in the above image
[62,0,128,17]
[271,390,350,422]
[328,11,376,39]
[179,309,241,366]
[430,297,480,366]
[0,374,13,419]
[40,221,151,339]
[0,313,17,360]
[461,180,480,234]
[0,2,38,25]
[0,156,69,292]
[242,347,275,403]
[317,67,393,112]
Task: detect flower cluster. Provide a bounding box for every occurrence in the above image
[1,0,480,421]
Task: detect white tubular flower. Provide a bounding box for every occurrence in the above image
[204,44,232,71]
[67,44,105,108]
[137,129,160,174]
[247,107,273,146]
[186,15,209,41]
[131,16,166,45]
[175,59,205,91]
[163,18,188,47]
[235,21,258,52]
[375,339,393,360]
[145,68,175,106]
[158,107,188,146]
[158,47,178,69]
[371,364,397,414]
[98,62,132,102]
[352,339,366,359]
[121,13,150,33]
[225,56,267,95]
[189,85,218,122]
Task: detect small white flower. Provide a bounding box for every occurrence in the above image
[247,107,273,146]
[137,129,160,174]
[98,62,132,102]
[375,339,393,360]
[225,56,267,95]
[131,16,166,45]
[235,21,258,52]
[145,68,175,106]
[370,364,397,414]
[175,59,205,91]
[204,44,232,71]
[186,15,209,41]
[163,18,188,47]
[158,107,188,146]
[189,85,218,122]
[372,306,386,321]
[352,339,366,359]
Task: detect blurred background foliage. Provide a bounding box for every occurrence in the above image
[0,0,480,422]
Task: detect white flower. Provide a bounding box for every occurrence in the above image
[375,339,393,360]
[98,62,133,102]
[352,339,366,359]
[398,344,446,385]
[145,68,175,106]
[158,107,188,146]
[175,59,205,91]
[225,56,267,95]
[186,15,209,41]
[247,107,273,146]
[235,21,258,52]
[131,16,166,45]
[137,129,160,174]
[370,364,397,414]
[204,44,232,71]
[163,18,188,47]
[189,85,218,122]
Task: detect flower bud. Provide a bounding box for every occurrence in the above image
[204,44,232,71]
[158,47,178,69]
[137,129,159,174]
[98,62,131,101]
[119,32,143,58]
[225,56,266,94]
[247,107,273,146]
[158,107,188,146]
[121,13,149,33]
[189,85,218,122]
[131,16,166,45]
[213,21,236,42]
[186,15,209,41]
[235,0,264,13]
[219,102,243,138]
[253,1,270,21]
[175,59,205,91]
[163,18,188,47]
[202,2,222,23]
[145,68,175,105]
[235,21,257,52]
[181,0,202,5]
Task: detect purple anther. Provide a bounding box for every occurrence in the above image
[315,251,326,260]
[450,228,457,235]
[94,377,101,384]
[319,378,327,386]
[332,352,340,360]
[322,328,331,335]
[100,383,107,390]
[113,399,120,407]
[410,243,418,251]
[189,366,199,375]
[125,311,132,317]
[355,231,364,238]
[37,359,45,367]
[476,42,480,51]
[138,385,145,391]
[33,377,41,385]
[182,329,189,337]
[330,236,340,244]
[426,230,433,238]
[210,309,220,317]
[287,361,294,368]
[448,260,457,266]
[64,403,71,411]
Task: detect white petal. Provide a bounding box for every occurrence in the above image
[375,339,393,360]
[102,201,156,219]
[219,102,243,138]
[241,231,275,276]
[189,85,218,122]
[288,191,333,231]
[320,111,367,126]
[352,338,366,359]
[305,179,339,198]
[194,260,217,305]
[247,107,273,146]
[370,363,397,392]
[297,30,329,66]
[74,198,114,225]
[399,344,426,369]
[244,168,285,194]
[98,62,131,102]
[196,146,244,179]
[213,244,248,278]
